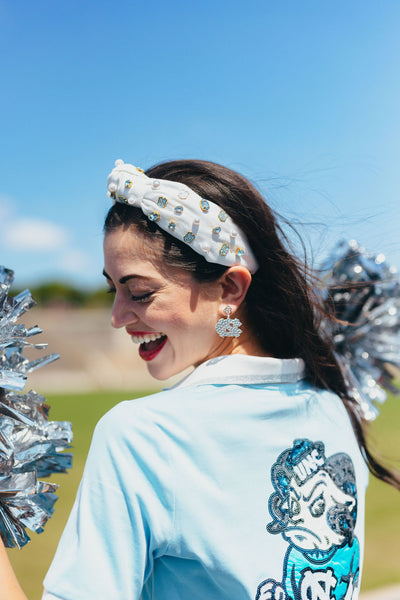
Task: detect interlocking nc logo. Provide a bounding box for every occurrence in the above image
[299,568,337,600]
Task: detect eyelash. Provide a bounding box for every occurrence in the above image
[106,288,153,303]
[130,292,153,303]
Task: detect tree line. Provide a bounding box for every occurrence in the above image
[13,281,113,308]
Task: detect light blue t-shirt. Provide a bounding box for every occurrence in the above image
[43,356,368,600]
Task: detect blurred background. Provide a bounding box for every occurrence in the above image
[1,0,400,291]
[1,0,400,597]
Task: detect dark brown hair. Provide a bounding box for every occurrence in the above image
[104,159,400,489]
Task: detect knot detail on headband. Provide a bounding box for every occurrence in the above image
[107,159,259,273]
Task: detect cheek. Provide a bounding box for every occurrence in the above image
[175,299,216,329]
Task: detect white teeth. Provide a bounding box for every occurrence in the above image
[130,333,165,344]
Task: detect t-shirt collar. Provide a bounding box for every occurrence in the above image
[168,355,306,390]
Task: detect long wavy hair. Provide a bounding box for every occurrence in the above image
[104,159,400,489]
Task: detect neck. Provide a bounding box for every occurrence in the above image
[218,330,271,358]
[196,324,271,368]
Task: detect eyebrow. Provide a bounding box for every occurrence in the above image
[303,480,326,502]
[102,269,156,285]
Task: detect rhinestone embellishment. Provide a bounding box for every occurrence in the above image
[219,243,230,256]
[108,159,258,273]
[215,306,242,338]
[200,199,210,213]
[157,196,168,208]
[183,231,195,244]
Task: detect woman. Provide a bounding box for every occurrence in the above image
[1,158,399,599]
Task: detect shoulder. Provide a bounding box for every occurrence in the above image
[82,390,184,496]
[95,385,204,430]
[299,382,351,422]
[91,385,209,450]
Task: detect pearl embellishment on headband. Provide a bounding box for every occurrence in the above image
[107,159,259,273]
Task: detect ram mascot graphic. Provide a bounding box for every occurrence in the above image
[255,439,359,600]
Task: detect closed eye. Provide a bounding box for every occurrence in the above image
[105,288,154,302]
[130,292,154,303]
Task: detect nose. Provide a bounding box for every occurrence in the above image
[110,293,139,329]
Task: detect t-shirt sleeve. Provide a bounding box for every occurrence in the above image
[43,401,175,600]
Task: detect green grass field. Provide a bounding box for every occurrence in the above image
[7,389,400,599]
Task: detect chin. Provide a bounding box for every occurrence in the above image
[146,362,182,381]
[148,359,196,381]
[147,369,171,381]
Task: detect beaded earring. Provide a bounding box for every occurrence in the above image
[215,305,242,338]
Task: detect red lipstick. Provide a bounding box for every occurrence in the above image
[138,336,167,361]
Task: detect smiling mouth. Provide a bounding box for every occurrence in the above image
[130,332,167,362]
[130,332,165,344]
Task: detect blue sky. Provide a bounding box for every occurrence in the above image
[1,0,399,289]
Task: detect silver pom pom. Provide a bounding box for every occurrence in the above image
[0,266,72,548]
[321,240,400,421]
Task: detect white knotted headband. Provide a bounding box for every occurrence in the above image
[107,159,259,273]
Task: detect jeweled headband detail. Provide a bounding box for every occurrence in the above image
[107,159,259,273]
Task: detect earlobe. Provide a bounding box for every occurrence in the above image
[219,266,252,313]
